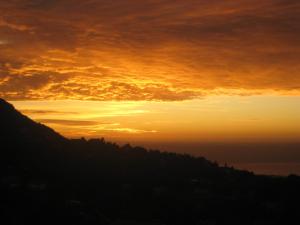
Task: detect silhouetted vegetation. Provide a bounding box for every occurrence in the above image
[1,98,300,225]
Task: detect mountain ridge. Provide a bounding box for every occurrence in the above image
[0,98,299,225]
[0,98,66,144]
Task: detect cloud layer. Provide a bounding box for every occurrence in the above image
[1,0,300,100]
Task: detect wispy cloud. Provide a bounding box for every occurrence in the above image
[38,118,157,134]
[37,119,102,126]
[102,128,157,134]
[21,109,78,115]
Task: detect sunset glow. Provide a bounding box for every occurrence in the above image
[12,96,300,144]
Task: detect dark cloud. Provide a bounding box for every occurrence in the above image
[21,109,77,115]
[37,119,102,126]
[0,0,299,100]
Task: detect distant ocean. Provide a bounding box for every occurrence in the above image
[126,141,300,176]
[232,162,300,176]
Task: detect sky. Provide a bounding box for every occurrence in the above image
[1,0,300,163]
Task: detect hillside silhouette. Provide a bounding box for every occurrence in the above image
[0,98,299,225]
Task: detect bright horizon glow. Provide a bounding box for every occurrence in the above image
[11,95,300,143]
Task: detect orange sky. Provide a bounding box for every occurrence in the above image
[11,96,300,144]
[1,0,300,145]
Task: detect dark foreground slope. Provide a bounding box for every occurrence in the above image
[0,99,299,225]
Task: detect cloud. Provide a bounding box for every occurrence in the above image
[38,118,157,134]
[20,109,77,115]
[0,40,7,45]
[104,128,157,134]
[0,0,300,101]
[37,119,103,126]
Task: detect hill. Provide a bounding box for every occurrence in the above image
[0,98,299,225]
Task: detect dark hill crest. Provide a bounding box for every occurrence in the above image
[0,98,66,144]
[0,98,299,225]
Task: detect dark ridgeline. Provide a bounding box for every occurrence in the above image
[0,98,299,225]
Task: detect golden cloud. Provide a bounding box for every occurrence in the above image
[0,0,300,100]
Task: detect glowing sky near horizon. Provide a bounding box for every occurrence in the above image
[1,0,300,143]
[11,96,300,143]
